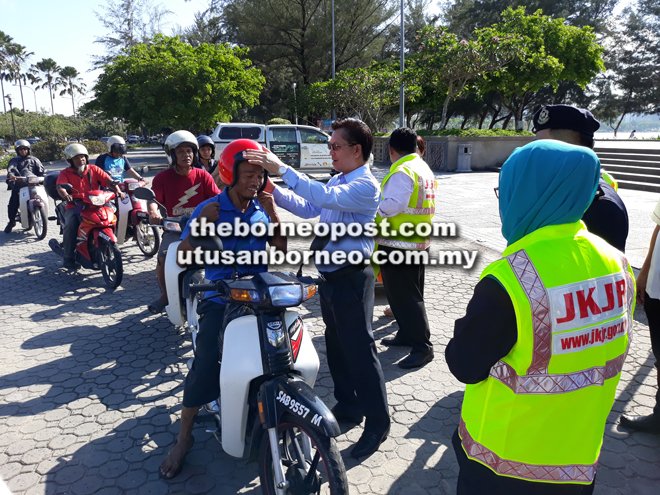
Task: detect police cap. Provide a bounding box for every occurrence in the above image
[532,104,600,137]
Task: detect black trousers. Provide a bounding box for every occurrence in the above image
[644,293,660,415]
[63,208,81,262]
[183,300,226,408]
[452,429,595,495]
[319,264,389,421]
[7,185,24,220]
[379,245,433,354]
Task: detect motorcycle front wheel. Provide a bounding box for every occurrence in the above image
[259,414,348,495]
[136,223,160,257]
[33,205,47,240]
[99,242,123,289]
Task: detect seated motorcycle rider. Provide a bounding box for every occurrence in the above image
[195,135,225,191]
[56,144,124,271]
[159,139,286,479]
[147,130,220,314]
[4,140,45,233]
[95,135,147,184]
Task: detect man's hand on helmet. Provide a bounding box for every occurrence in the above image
[243,148,285,175]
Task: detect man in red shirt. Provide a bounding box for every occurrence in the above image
[56,143,124,271]
[148,130,220,313]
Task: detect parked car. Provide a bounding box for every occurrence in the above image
[210,123,333,174]
[127,135,140,144]
[68,138,78,143]
[0,139,9,151]
[26,138,38,145]
[100,137,111,143]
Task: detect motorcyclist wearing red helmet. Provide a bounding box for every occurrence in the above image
[159,139,286,479]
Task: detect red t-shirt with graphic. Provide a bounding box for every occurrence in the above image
[152,167,220,217]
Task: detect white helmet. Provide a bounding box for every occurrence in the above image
[15,140,31,154]
[107,135,127,154]
[63,143,89,166]
[164,130,198,166]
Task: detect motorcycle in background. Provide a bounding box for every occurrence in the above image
[114,178,160,256]
[46,180,123,289]
[6,176,48,240]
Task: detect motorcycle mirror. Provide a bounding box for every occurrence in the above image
[133,187,155,201]
[188,234,224,253]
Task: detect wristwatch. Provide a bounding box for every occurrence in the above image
[278,165,288,176]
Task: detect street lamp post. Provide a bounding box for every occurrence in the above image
[292,83,298,125]
[14,85,37,112]
[5,95,17,139]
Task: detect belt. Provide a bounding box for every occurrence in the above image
[319,264,366,282]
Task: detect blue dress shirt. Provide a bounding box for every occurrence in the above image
[273,165,380,272]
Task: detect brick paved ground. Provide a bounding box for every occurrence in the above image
[0,152,658,494]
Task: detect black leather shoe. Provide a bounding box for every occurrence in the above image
[398,351,434,369]
[351,426,390,458]
[4,221,15,234]
[331,404,364,425]
[620,414,660,433]
[381,336,410,347]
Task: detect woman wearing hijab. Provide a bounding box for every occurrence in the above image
[446,140,635,495]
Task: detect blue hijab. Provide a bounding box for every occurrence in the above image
[499,140,600,246]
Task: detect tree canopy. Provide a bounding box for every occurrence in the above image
[88,35,265,131]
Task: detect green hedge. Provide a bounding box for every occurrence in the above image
[0,150,12,170]
[374,129,534,137]
[31,140,109,162]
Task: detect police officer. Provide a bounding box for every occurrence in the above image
[5,140,45,233]
[533,104,629,252]
[95,136,146,184]
[446,140,635,494]
[375,127,435,369]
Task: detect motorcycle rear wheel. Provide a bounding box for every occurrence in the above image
[259,414,348,495]
[136,223,160,257]
[99,242,123,289]
[33,205,47,240]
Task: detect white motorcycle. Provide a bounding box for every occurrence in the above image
[8,176,49,240]
[114,178,160,256]
[133,187,348,495]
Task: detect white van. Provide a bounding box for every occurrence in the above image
[211,123,333,174]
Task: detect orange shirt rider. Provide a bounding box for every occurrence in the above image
[56,165,122,209]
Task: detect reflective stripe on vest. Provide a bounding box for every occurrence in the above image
[460,222,635,484]
[488,250,634,394]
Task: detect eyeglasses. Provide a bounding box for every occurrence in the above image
[327,142,356,152]
[494,187,499,198]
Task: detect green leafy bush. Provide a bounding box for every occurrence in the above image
[0,150,12,170]
[31,141,66,162]
[267,118,292,125]
[85,141,108,155]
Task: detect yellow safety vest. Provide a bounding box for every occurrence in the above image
[460,221,635,485]
[374,154,437,250]
[601,171,618,192]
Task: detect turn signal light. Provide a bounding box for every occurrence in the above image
[303,284,316,300]
[230,289,261,302]
[258,401,266,424]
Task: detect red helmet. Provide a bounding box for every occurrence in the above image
[219,139,265,187]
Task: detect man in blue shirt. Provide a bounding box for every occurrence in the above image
[159,142,285,479]
[95,135,146,183]
[245,118,390,459]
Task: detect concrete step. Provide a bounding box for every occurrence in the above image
[595,148,660,156]
[604,164,660,177]
[616,179,660,193]
[605,171,660,185]
[597,153,660,163]
[600,158,660,169]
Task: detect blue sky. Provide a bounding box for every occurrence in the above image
[1,0,203,115]
[1,0,637,116]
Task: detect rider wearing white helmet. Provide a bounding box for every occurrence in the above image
[55,143,124,271]
[4,140,45,233]
[147,130,220,313]
[95,135,147,184]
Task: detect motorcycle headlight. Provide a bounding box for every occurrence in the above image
[128,182,139,191]
[27,177,41,184]
[268,285,302,307]
[89,195,106,206]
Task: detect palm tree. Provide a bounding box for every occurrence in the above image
[5,43,34,111]
[30,58,62,115]
[0,31,14,113]
[58,66,86,116]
